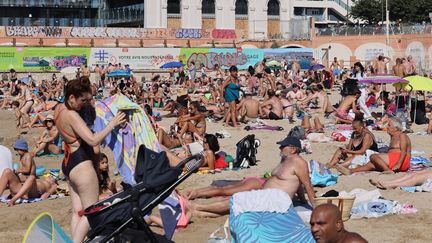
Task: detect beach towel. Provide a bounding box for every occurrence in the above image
[308,160,338,187]
[0,145,13,176]
[0,194,65,205]
[231,189,292,217]
[36,151,64,157]
[229,192,314,243]
[350,150,378,169]
[306,133,332,143]
[351,199,398,219]
[401,179,432,193]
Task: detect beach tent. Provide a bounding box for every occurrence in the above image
[23,212,72,243]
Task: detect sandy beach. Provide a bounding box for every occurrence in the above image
[1,87,432,243]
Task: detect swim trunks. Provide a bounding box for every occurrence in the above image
[388,151,410,172]
[268,111,282,120]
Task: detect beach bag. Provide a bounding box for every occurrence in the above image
[235,134,260,168]
[288,125,305,140]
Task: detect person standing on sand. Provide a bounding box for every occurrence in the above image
[374,55,390,74]
[54,77,125,242]
[393,58,406,78]
[221,66,240,127]
[403,55,416,76]
[310,204,367,243]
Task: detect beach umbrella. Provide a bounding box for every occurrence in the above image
[308,64,325,70]
[266,60,281,67]
[160,61,185,69]
[393,75,432,91]
[360,75,408,117]
[107,70,132,77]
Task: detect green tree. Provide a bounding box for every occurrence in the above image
[351,0,432,23]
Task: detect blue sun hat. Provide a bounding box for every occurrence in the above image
[13,139,29,151]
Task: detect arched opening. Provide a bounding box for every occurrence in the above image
[202,0,215,15]
[267,0,280,39]
[267,0,280,16]
[167,0,181,15]
[235,0,248,16]
[235,0,248,33]
[202,0,216,28]
[167,0,181,29]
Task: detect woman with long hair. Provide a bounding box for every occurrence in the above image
[221,66,240,127]
[54,77,125,242]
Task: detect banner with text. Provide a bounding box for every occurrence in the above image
[0,47,90,71]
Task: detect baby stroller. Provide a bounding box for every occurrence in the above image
[82,145,203,243]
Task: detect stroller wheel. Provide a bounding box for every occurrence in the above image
[277,126,284,131]
[254,139,261,147]
[244,125,251,131]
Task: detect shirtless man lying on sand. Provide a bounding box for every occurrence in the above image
[185,136,316,218]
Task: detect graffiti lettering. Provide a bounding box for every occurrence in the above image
[70,27,143,38]
[188,52,247,69]
[212,29,237,39]
[175,29,202,39]
[6,26,63,37]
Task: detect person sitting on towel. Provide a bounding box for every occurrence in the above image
[327,118,379,168]
[310,204,367,243]
[336,117,411,175]
[185,136,316,218]
[259,90,284,120]
[0,140,39,206]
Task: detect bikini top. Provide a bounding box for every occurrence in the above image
[351,131,378,152]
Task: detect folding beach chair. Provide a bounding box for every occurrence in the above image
[82,145,203,243]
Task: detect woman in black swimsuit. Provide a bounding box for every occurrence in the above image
[54,77,125,242]
[327,118,378,168]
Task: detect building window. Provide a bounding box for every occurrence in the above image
[167,0,181,14]
[235,0,248,15]
[202,0,215,14]
[267,0,280,16]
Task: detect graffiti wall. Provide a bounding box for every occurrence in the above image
[179,48,264,70]
[0,26,243,40]
[0,47,90,71]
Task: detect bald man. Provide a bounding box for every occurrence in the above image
[310,204,367,243]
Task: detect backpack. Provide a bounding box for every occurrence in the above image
[288,125,305,140]
[235,134,261,168]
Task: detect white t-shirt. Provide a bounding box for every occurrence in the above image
[0,145,13,175]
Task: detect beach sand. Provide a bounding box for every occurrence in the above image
[0,90,431,243]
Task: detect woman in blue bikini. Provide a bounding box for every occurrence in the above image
[221,66,241,127]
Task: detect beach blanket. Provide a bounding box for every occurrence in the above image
[229,191,314,243]
[232,189,292,217]
[0,194,65,205]
[408,156,430,172]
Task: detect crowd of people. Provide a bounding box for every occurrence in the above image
[0,53,431,242]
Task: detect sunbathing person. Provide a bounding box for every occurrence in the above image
[302,115,324,133]
[237,93,259,122]
[176,101,206,137]
[199,134,220,172]
[32,115,62,156]
[369,169,432,189]
[337,117,411,175]
[98,153,117,200]
[328,119,378,168]
[310,204,367,243]
[0,139,37,206]
[335,89,362,124]
[185,136,316,218]
[279,91,295,122]
[259,90,284,120]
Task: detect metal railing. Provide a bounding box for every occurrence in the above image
[100,3,144,25]
[0,0,99,8]
[0,17,100,27]
[329,0,350,11]
[316,24,432,36]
